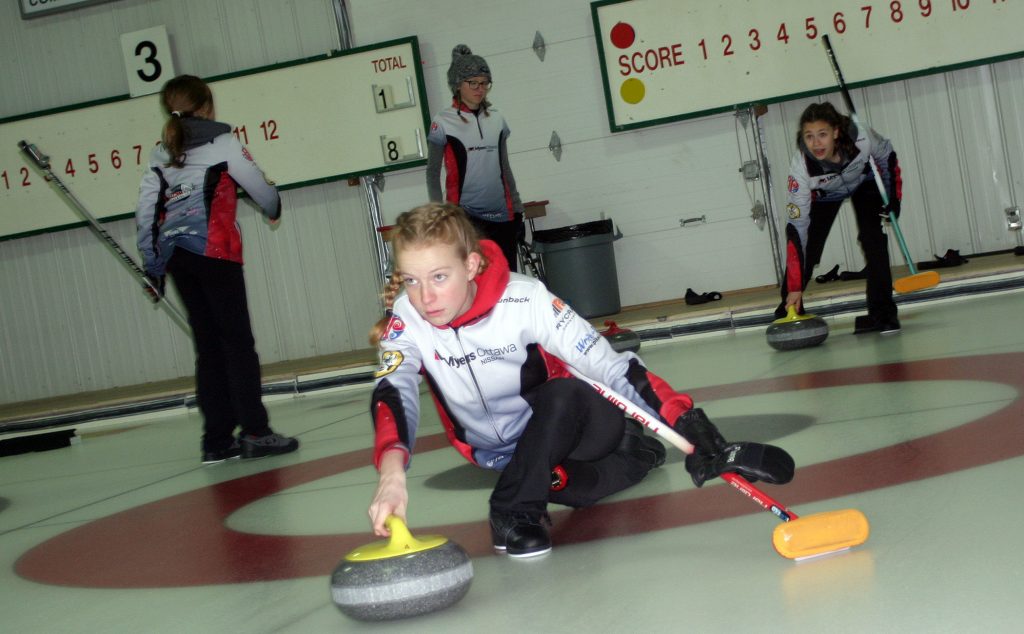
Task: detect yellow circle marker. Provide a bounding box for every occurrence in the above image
[620,78,645,104]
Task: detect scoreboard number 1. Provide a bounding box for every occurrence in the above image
[372,77,417,113]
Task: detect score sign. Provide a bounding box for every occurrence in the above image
[120,26,175,98]
[0,36,429,240]
[592,0,1024,131]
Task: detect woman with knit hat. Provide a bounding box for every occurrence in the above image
[426,44,526,272]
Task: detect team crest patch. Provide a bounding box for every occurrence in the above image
[787,203,801,219]
[382,314,405,341]
[551,297,567,315]
[787,176,799,193]
[374,350,404,378]
[241,147,254,162]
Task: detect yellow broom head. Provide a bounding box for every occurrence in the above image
[772,509,870,560]
[894,270,940,294]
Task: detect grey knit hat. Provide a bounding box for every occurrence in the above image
[447,44,491,94]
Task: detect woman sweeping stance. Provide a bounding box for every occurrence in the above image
[779,101,903,334]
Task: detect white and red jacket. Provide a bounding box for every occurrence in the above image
[783,120,901,291]
[371,240,694,472]
[425,101,523,222]
[135,118,280,277]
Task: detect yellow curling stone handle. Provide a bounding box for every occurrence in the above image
[344,516,449,562]
[773,305,818,324]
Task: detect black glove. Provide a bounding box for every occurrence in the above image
[143,274,165,301]
[672,408,726,456]
[685,442,795,488]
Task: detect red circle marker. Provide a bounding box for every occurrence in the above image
[610,22,636,49]
[16,353,1024,587]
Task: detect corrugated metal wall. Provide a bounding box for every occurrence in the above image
[0,0,381,404]
[2,0,1022,405]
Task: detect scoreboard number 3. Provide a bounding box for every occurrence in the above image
[120,25,176,98]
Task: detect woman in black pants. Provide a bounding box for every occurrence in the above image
[778,101,903,334]
[136,75,298,464]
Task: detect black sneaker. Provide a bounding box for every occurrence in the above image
[240,432,299,459]
[490,510,552,558]
[618,419,666,470]
[853,315,901,335]
[202,440,240,465]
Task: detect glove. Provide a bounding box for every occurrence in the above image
[143,274,165,302]
[672,408,726,456]
[684,442,795,488]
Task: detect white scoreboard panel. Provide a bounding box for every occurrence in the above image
[592,0,1024,131]
[0,37,428,239]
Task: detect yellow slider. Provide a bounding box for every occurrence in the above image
[772,509,870,560]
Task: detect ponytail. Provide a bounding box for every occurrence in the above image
[159,75,213,168]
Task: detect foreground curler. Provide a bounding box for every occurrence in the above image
[565,365,869,560]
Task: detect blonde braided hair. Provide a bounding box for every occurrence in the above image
[368,203,488,346]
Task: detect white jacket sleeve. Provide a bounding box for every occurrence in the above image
[220,135,281,220]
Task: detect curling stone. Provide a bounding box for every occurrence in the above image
[766,306,829,351]
[331,516,473,621]
[600,320,641,353]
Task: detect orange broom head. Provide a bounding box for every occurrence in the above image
[772,509,870,560]
[894,270,940,294]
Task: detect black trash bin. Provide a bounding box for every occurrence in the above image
[531,219,621,318]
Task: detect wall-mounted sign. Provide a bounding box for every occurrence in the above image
[592,0,1024,132]
[120,26,176,98]
[19,0,120,20]
[1,37,429,240]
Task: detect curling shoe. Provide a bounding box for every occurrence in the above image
[202,440,240,465]
[853,314,901,336]
[240,432,299,459]
[490,510,552,558]
[618,419,666,470]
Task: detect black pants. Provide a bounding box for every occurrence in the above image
[779,181,897,320]
[489,378,650,514]
[167,249,271,452]
[468,213,523,273]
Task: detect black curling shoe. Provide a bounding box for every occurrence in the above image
[618,419,666,470]
[490,510,552,558]
[853,315,901,336]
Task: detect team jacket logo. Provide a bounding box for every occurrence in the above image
[787,203,801,219]
[382,314,405,341]
[374,350,404,378]
[787,176,799,193]
[241,147,254,162]
[552,297,577,330]
[164,183,193,204]
[575,330,600,355]
[435,350,476,368]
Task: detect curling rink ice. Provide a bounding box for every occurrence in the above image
[1,289,1023,633]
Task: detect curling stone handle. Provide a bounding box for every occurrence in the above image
[385,515,417,550]
[785,305,798,320]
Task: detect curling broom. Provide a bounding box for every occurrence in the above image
[18,140,191,335]
[565,365,869,560]
[821,35,940,294]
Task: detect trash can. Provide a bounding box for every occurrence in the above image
[531,218,621,318]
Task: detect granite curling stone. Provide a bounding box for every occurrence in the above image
[331,516,473,621]
[600,320,641,353]
[766,306,829,351]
